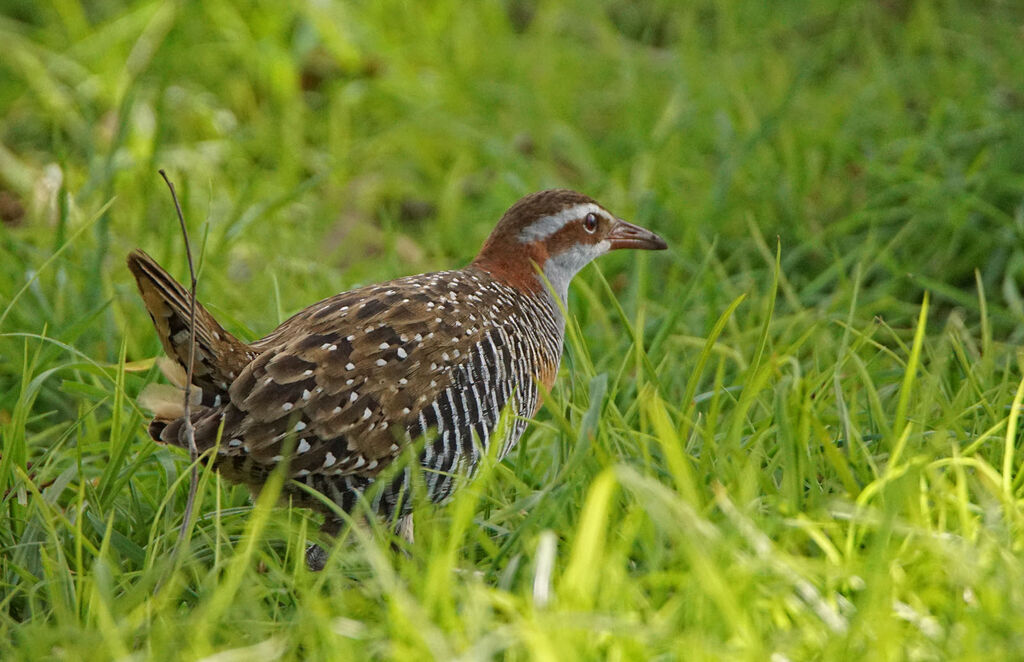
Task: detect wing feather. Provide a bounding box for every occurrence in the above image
[197,271,498,479]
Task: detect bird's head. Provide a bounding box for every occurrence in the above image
[472,189,667,300]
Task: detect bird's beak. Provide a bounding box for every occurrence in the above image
[607,219,668,251]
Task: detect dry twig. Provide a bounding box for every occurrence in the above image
[158,169,201,546]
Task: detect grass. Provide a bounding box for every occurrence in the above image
[2,0,1024,658]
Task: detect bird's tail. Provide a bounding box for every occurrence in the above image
[127,250,253,440]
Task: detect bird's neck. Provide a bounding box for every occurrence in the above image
[462,263,567,397]
[464,262,567,336]
[470,238,577,305]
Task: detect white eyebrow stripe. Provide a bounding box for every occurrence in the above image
[517,203,605,242]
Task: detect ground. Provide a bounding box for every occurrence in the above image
[2,1,1024,659]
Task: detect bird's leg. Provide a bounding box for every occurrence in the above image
[387,513,415,557]
[305,517,343,572]
[396,513,414,545]
[305,514,414,569]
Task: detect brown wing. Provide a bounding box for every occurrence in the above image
[199,270,498,480]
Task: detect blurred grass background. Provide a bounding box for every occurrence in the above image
[2,0,1024,659]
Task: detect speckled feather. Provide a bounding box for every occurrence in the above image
[129,189,666,534]
[128,255,563,516]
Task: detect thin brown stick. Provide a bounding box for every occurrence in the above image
[158,169,201,546]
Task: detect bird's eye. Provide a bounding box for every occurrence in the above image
[583,213,599,233]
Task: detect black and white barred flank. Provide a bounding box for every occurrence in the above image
[298,278,564,522]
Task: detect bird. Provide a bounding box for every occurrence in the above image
[128,188,667,569]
